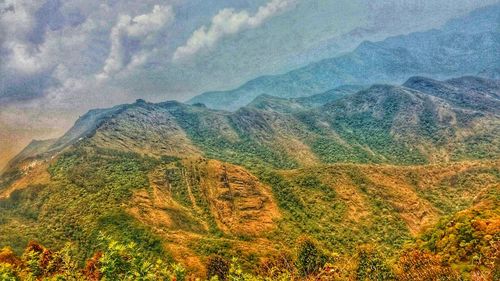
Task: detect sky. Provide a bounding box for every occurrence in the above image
[0,0,499,170]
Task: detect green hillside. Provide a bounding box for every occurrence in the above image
[0,76,499,280]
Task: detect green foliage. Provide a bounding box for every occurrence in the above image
[311,137,380,164]
[259,168,413,258]
[22,248,43,278]
[420,203,499,276]
[295,175,336,201]
[0,237,184,281]
[415,167,500,214]
[0,263,19,281]
[165,105,297,169]
[164,163,192,208]
[451,132,500,161]
[355,247,395,281]
[346,169,413,247]
[295,238,327,277]
[96,212,166,257]
[258,170,303,214]
[98,235,184,281]
[162,161,222,234]
[328,109,427,165]
[0,146,164,262]
[48,147,156,198]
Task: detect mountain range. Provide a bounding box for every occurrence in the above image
[1,3,499,280]
[0,75,498,278]
[189,3,500,110]
[4,76,498,171]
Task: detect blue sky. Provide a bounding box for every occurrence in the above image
[0,0,498,168]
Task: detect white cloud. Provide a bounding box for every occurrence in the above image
[5,42,46,74]
[172,0,296,61]
[97,5,174,80]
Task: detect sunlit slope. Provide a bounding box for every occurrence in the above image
[1,141,498,274]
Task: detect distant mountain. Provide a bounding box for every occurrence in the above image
[189,4,500,110]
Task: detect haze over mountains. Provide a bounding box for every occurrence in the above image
[189,4,500,110]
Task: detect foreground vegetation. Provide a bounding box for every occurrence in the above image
[1,200,498,280]
[0,145,498,280]
[0,219,500,281]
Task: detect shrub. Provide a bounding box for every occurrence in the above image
[355,246,394,281]
[206,255,230,281]
[394,249,458,281]
[0,263,18,281]
[258,253,296,279]
[296,237,327,277]
[97,235,185,281]
[84,252,103,281]
[0,247,21,267]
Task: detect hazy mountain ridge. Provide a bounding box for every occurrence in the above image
[188,3,500,110]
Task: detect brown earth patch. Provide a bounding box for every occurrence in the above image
[0,160,50,199]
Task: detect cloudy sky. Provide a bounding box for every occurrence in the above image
[0,0,498,169]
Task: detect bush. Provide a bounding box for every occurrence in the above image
[0,263,18,281]
[258,253,296,279]
[97,234,185,281]
[0,237,184,281]
[355,246,394,281]
[296,237,327,277]
[207,255,230,281]
[394,249,458,281]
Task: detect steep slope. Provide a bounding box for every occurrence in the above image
[1,139,56,173]
[49,104,130,152]
[313,83,500,163]
[403,76,500,113]
[194,77,498,166]
[188,4,500,110]
[90,102,201,158]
